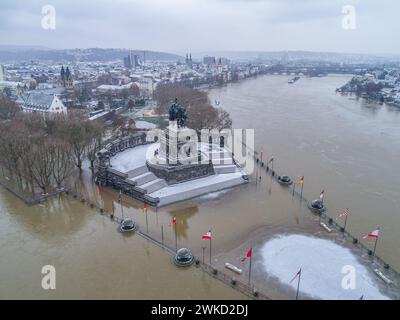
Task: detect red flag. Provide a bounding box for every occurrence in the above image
[336,208,349,220]
[241,248,252,262]
[363,228,380,239]
[170,216,176,226]
[202,230,212,240]
[290,268,302,283]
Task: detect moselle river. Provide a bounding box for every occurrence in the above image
[1,74,399,299]
[207,74,400,269]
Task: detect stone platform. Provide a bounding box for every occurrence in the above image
[101,141,248,207]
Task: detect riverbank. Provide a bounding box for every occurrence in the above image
[0,175,66,205]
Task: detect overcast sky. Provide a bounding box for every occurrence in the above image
[0,0,399,55]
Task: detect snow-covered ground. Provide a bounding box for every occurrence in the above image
[135,121,156,129]
[149,171,244,198]
[111,143,159,172]
[260,234,390,300]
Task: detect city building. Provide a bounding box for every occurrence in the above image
[203,56,216,65]
[20,92,67,114]
[123,52,142,68]
[185,53,193,68]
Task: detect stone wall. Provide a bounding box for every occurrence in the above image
[95,132,160,206]
[147,161,215,185]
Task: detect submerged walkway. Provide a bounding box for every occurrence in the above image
[63,189,270,300]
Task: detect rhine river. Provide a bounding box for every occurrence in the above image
[1,74,399,299]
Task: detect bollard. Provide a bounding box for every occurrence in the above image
[271,171,275,176]
[256,158,259,163]
[368,250,373,256]
[261,162,264,167]
[212,268,218,275]
[328,218,333,225]
[100,208,104,214]
[340,227,345,232]
[384,263,390,269]
[110,214,114,220]
[73,194,77,199]
[353,238,358,244]
[231,278,237,286]
[253,289,259,298]
[65,191,69,195]
[195,258,200,266]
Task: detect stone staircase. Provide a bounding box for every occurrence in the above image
[127,165,167,194]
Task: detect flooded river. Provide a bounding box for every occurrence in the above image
[1,74,399,299]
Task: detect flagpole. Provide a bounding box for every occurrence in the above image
[296,272,301,300]
[248,250,252,285]
[145,208,148,233]
[271,158,274,174]
[373,236,379,256]
[161,224,164,248]
[174,222,178,252]
[300,182,304,200]
[209,237,212,265]
[292,183,296,197]
[119,191,124,220]
[343,215,348,232]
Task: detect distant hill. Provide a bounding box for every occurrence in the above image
[0,47,184,63]
[0,45,50,51]
[194,50,398,64]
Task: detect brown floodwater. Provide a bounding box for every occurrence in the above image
[207,74,400,269]
[1,74,399,299]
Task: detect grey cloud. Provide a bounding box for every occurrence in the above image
[0,0,398,54]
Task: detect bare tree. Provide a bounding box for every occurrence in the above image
[154,84,232,131]
[86,121,104,170]
[0,96,20,120]
[30,137,54,194]
[50,139,74,188]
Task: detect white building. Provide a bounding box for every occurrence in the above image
[96,82,139,94]
[0,80,25,96]
[0,64,5,81]
[21,92,67,114]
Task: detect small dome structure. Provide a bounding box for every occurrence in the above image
[118,218,137,233]
[278,175,293,186]
[173,248,195,267]
[308,199,326,214]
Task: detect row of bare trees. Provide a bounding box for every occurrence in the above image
[154,84,232,131]
[0,111,104,194]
